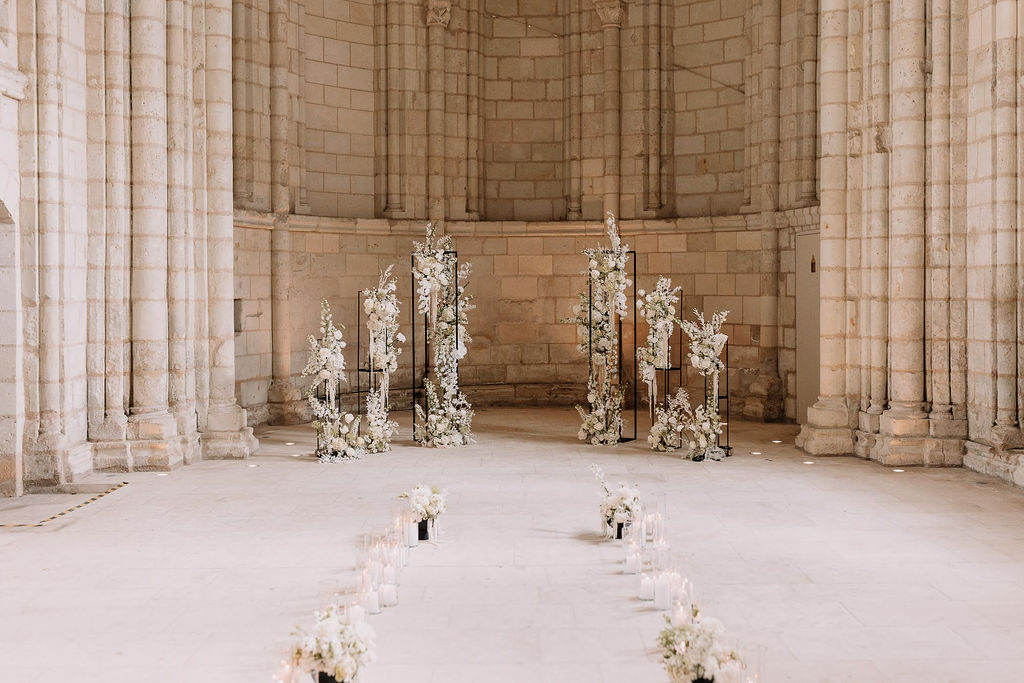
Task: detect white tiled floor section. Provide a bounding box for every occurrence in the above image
[3,407,1024,682]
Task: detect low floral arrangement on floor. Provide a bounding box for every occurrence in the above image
[564,212,631,445]
[413,223,475,447]
[649,388,692,452]
[400,484,447,522]
[680,310,729,462]
[291,604,376,683]
[592,464,641,534]
[637,277,683,413]
[656,605,743,683]
[361,267,403,453]
[303,300,365,461]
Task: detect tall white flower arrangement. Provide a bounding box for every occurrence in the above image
[679,309,729,461]
[564,212,631,445]
[361,266,403,453]
[412,223,474,447]
[303,300,366,461]
[637,277,682,413]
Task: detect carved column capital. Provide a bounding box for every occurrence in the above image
[594,0,624,27]
[426,0,451,27]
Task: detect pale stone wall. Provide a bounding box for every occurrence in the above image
[673,0,747,216]
[232,216,784,424]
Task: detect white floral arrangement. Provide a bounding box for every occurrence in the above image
[637,277,682,412]
[680,310,729,377]
[303,300,365,461]
[592,464,641,531]
[649,388,693,452]
[291,604,376,683]
[563,212,631,445]
[363,391,398,455]
[656,606,743,683]
[361,267,404,453]
[679,309,729,462]
[400,484,447,522]
[412,223,475,447]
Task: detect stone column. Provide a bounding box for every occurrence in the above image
[865,0,889,433]
[566,0,582,219]
[93,0,131,463]
[267,0,302,424]
[796,0,854,454]
[203,0,257,458]
[0,55,28,496]
[426,0,450,222]
[595,0,623,218]
[128,0,183,468]
[797,0,818,203]
[745,0,784,421]
[926,0,958,432]
[167,0,199,461]
[873,0,928,462]
[30,0,69,483]
[992,0,1018,434]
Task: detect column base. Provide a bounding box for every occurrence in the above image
[127,410,184,471]
[742,370,784,421]
[795,399,854,454]
[867,409,964,466]
[23,434,93,489]
[963,440,1024,488]
[202,402,258,459]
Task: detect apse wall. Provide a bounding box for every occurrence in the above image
[233,211,812,427]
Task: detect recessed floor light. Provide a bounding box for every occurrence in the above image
[247,464,259,468]
[803,460,815,465]
[156,473,169,477]
[892,468,905,473]
[750,451,762,455]
[771,440,782,444]
[285,442,296,446]
[291,454,301,458]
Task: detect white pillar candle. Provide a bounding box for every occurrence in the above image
[382,564,396,586]
[639,573,654,600]
[624,548,641,574]
[407,522,419,547]
[654,573,672,610]
[364,590,381,615]
[348,603,365,623]
[380,583,398,607]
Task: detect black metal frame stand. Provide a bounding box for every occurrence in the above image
[355,290,390,435]
[411,249,459,441]
[703,341,732,456]
[587,249,638,443]
[313,366,345,453]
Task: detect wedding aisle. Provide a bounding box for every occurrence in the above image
[3,407,1024,681]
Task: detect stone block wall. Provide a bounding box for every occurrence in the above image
[481,3,566,221]
[672,0,747,217]
[303,0,377,217]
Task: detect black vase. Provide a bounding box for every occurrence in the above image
[418,519,430,541]
[318,673,348,683]
[694,678,713,683]
[615,522,624,540]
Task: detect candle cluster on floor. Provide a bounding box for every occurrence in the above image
[611,503,758,681]
[274,491,446,682]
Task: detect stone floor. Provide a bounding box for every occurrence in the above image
[3,407,1024,682]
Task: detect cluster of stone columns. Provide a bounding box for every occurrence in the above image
[1,0,256,493]
[798,0,1023,483]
